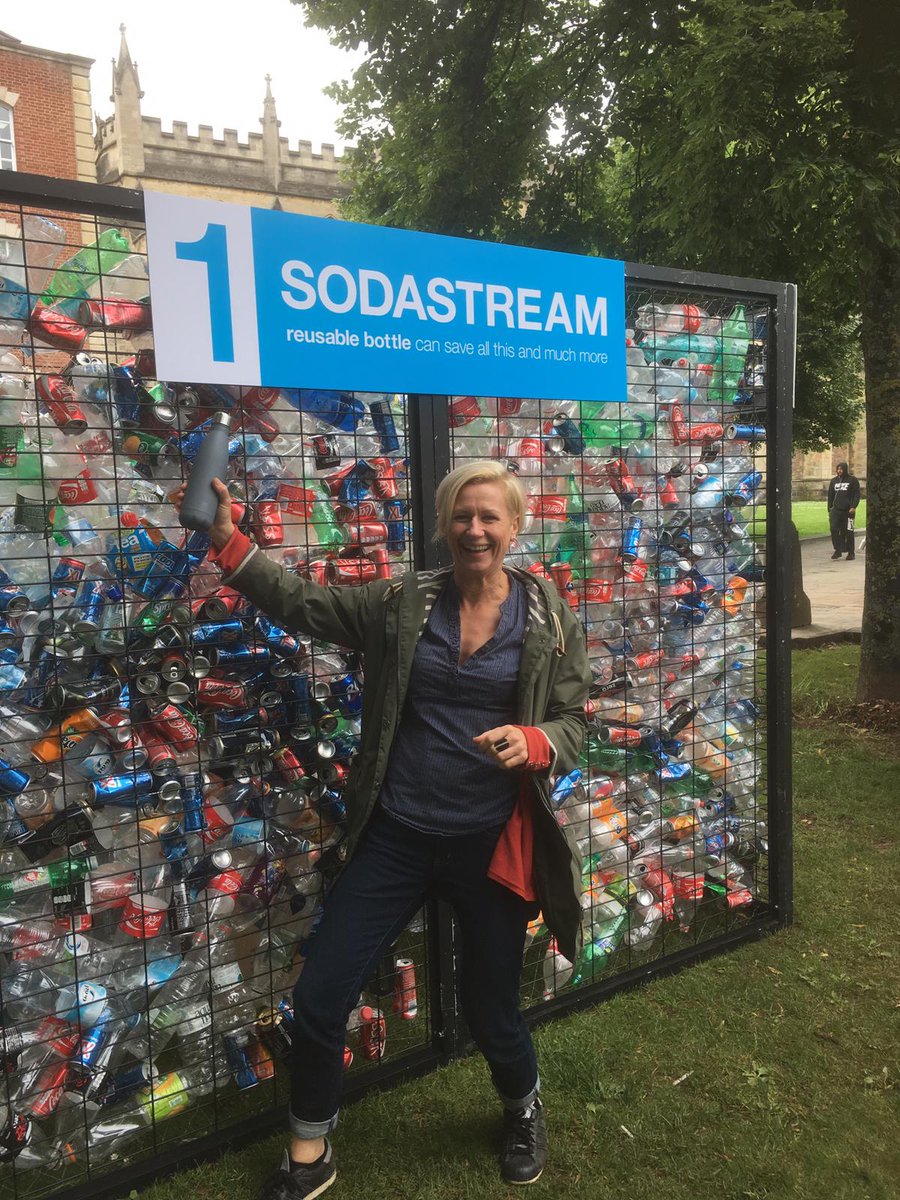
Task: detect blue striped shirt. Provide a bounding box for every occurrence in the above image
[380,574,527,834]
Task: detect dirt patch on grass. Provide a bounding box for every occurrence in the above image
[797,699,900,735]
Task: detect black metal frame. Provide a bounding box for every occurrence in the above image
[0,170,794,1199]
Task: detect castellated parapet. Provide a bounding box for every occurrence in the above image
[95,28,349,216]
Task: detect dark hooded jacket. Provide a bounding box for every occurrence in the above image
[827,463,860,513]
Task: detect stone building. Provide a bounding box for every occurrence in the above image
[94,27,349,216]
[792,426,867,501]
[0,28,94,182]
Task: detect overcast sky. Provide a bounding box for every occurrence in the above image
[7,0,364,152]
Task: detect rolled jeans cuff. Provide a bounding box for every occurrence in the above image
[289,1108,340,1139]
[496,1074,540,1112]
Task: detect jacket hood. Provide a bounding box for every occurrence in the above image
[836,462,849,476]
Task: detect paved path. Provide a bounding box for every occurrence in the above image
[792,534,864,645]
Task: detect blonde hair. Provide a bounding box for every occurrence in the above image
[434,460,526,542]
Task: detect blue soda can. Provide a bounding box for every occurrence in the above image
[223,1033,259,1090]
[190,619,245,647]
[71,578,106,635]
[160,818,189,863]
[183,528,212,569]
[100,1062,153,1107]
[0,616,16,649]
[0,566,29,616]
[91,770,155,807]
[330,673,363,717]
[385,498,406,553]
[283,674,312,725]
[369,397,401,453]
[214,644,270,667]
[338,461,374,506]
[73,1006,113,1070]
[133,544,191,601]
[111,364,143,428]
[212,707,267,732]
[728,470,763,506]
[657,761,692,782]
[549,769,583,808]
[725,423,766,443]
[621,516,644,563]
[551,416,586,456]
[315,787,346,823]
[255,616,302,658]
[179,772,206,835]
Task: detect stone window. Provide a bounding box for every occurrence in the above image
[0,102,15,171]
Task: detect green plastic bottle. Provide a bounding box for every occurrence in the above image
[721,305,751,395]
[581,415,651,445]
[41,228,131,305]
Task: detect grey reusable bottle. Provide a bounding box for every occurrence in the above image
[178,411,232,531]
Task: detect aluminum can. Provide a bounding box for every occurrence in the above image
[91,770,155,807]
[29,306,87,351]
[36,375,88,436]
[357,1005,387,1060]
[369,398,401,453]
[78,298,151,331]
[311,434,340,469]
[189,619,245,647]
[196,677,247,710]
[251,499,284,548]
[392,958,418,1020]
[223,1032,259,1090]
[148,702,198,751]
[136,725,179,775]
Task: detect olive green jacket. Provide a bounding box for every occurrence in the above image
[224,547,591,961]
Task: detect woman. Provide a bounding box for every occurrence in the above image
[178,460,590,1198]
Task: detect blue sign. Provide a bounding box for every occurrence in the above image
[145,192,626,402]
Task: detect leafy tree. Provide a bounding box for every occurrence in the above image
[300,0,900,698]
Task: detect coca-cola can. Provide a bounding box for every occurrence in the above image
[329,557,378,586]
[449,395,481,427]
[311,434,341,469]
[196,677,247,710]
[28,306,87,352]
[392,958,418,1020]
[148,702,198,751]
[252,500,284,547]
[357,1005,387,1060]
[136,725,179,774]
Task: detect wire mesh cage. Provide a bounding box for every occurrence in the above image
[447,285,779,1012]
[0,195,432,1196]
[0,175,792,1200]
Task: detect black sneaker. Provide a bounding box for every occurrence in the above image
[500,1097,547,1185]
[256,1142,337,1200]
[846,555,855,560]
[831,551,842,560]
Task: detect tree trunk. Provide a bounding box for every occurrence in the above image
[857,241,900,700]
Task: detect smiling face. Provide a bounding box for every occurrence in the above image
[448,481,520,583]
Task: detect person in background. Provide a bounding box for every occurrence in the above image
[827,462,860,560]
[174,460,590,1198]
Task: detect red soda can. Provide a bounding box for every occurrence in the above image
[498,396,523,416]
[252,499,285,547]
[584,578,614,604]
[77,298,151,332]
[369,547,391,580]
[322,462,357,497]
[627,650,664,671]
[604,458,637,497]
[274,746,306,786]
[685,421,724,443]
[449,395,481,427]
[330,557,377,586]
[28,305,87,351]
[248,1036,276,1082]
[529,492,568,521]
[305,559,330,586]
[357,1006,386,1060]
[670,404,688,445]
[350,521,389,546]
[148,702,198,751]
[311,434,341,470]
[26,1059,69,1119]
[196,677,248,710]
[549,562,579,610]
[525,560,553,583]
[137,723,180,773]
[278,482,316,517]
[339,500,380,523]
[370,458,399,499]
[392,958,418,1020]
[343,1045,354,1070]
[599,724,642,748]
[620,556,648,583]
[35,375,88,436]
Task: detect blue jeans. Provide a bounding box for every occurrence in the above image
[289,808,540,1138]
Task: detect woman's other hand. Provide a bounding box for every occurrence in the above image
[473,725,528,770]
[170,477,236,550]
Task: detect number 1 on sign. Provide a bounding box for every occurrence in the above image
[175,223,235,363]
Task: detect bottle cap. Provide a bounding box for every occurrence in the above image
[212,411,232,429]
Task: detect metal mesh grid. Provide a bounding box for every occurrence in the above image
[0,203,428,1193]
[447,287,771,1008]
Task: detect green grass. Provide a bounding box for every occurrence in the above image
[792,499,867,539]
[119,649,900,1200]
